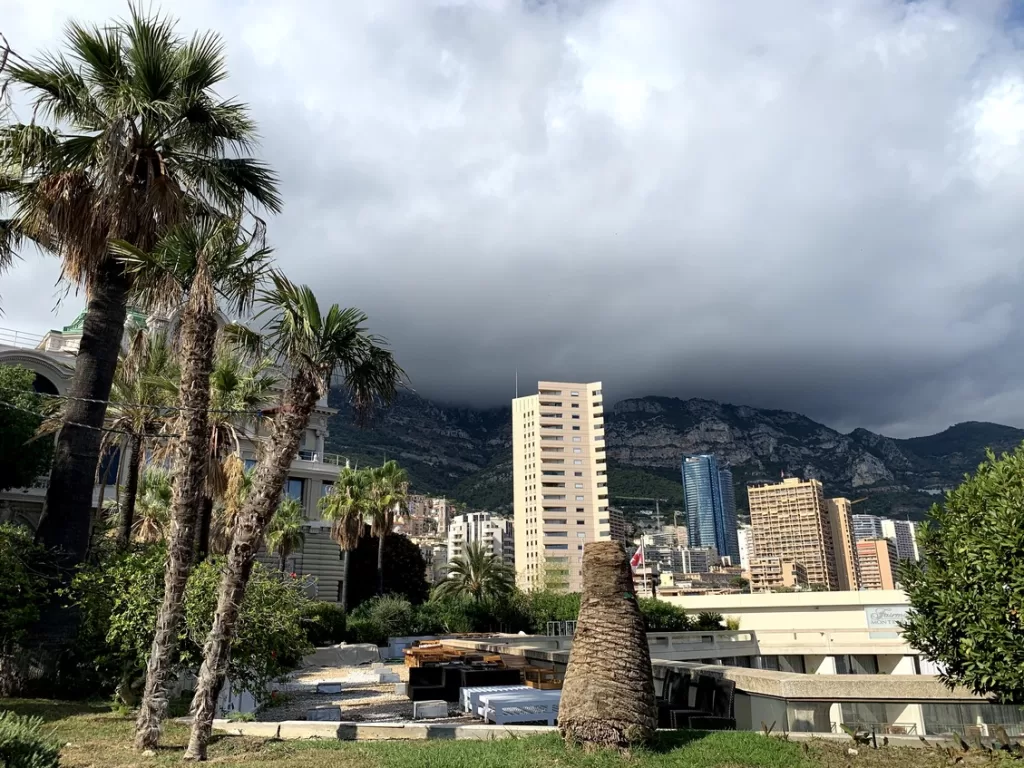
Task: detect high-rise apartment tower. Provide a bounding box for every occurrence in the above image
[513,381,609,592]
[681,455,740,561]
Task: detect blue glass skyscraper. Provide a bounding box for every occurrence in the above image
[681,455,740,562]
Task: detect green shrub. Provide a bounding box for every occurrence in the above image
[694,611,725,631]
[0,711,60,768]
[72,546,313,703]
[302,602,347,647]
[350,595,415,642]
[345,616,387,646]
[0,525,52,653]
[639,598,691,631]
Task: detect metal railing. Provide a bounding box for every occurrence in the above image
[0,328,44,349]
[295,450,349,466]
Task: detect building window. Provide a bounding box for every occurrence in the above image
[546,531,568,538]
[572,436,581,442]
[576,495,585,501]
[571,403,580,409]
[572,414,580,419]
[577,532,586,538]
[244,458,257,471]
[547,544,569,550]
[576,507,585,512]
[599,518,609,524]
[321,481,334,498]
[573,459,582,465]
[577,519,585,524]
[572,426,580,431]
[286,477,304,501]
[571,391,579,396]
[575,483,584,488]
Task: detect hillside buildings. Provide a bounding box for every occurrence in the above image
[680,454,740,561]
[853,513,919,562]
[747,477,839,591]
[512,380,609,592]
[852,513,884,541]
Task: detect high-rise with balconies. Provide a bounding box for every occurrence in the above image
[513,381,608,592]
[748,477,839,590]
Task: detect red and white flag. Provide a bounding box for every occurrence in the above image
[630,545,644,570]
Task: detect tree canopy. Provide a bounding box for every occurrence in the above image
[0,365,53,492]
[902,445,1024,703]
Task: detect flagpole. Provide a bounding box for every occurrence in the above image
[641,537,648,598]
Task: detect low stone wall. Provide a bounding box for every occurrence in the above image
[211,720,555,741]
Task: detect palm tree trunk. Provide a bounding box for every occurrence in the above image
[36,263,129,560]
[558,541,656,750]
[341,549,351,611]
[196,496,214,561]
[185,379,319,761]
[377,532,386,595]
[134,306,218,751]
[118,434,144,548]
[279,551,287,573]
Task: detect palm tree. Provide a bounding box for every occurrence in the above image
[0,7,280,568]
[210,454,254,555]
[435,541,515,603]
[131,468,173,544]
[102,330,178,547]
[185,275,402,759]
[319,465,371,610]
[558,542,656,749]
[266,497,305,573]
[368,460,408,595]
[120,217,273,750]
[196,346,277,559]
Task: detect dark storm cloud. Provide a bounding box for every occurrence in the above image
[4,0,1024,437]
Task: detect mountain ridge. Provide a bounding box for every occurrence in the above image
[325,391,1024,520]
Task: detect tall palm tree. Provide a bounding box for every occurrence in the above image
[102,330,178,547]
[0,7,280,568]
[118,218,273,750]
[319,465,371,610]
[435,541,515,603]
[266,497,305,573]
[368,460,408,595]
[185,275,402,759]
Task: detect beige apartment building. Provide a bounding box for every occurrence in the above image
[857,538,899,590]
[749,558,808,591]
[748,477,838,590]
[513,381,609,592]
[826,498,861,591]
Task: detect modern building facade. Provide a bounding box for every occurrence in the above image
[446,511,514,566]
[512,381,608,592]
[827,498,861,591]
[857,538,899,590]
[881,519,919,562]
[748,477,838,590]
[852,513,884,542]
[681,454,740,562]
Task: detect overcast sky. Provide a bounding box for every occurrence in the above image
[2,0,1024,438]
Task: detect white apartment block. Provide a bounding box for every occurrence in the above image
[513,380,609,592]
[447,511,514,565]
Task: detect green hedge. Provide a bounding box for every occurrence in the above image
[0,712,60,768]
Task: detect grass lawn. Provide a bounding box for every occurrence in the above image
[0,699,990,768]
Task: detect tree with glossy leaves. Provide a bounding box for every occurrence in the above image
[266,497,305,573]
[368,460,408,595]
[434,541,515,604]
[902,445,1024,704]
[185,275,402,759]
[115,216,273,750]
[319,465,371,611]
[0,6,280,570]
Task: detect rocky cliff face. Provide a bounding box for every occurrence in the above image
[326,390,1024,518]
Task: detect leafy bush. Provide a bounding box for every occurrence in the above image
[694,612,726,631]
[902,445,1024,702]
[0,525,51,653]
[349,595,415,644]
[0,711,60,768]
[72,546,313,702]
[345,616,387,646]
[639,598,691,631]
[0,365,54,493]
[524,590,580,633]
[302,602,347,647]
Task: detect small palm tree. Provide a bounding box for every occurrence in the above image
[185,275,402,760]
[1,8,280,566]
[103,330,178,547]
[266,497,305,573]
[120,217,273,749]
[368,460,408,595]
[435,541,515,603]
[132,469,173,544]
[319,465,371,610]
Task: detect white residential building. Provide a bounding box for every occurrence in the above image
[881,519,919,562]
[737,524,753,571]
[447,511,514,566]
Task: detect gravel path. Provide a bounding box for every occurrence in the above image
[257,661,475,723]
